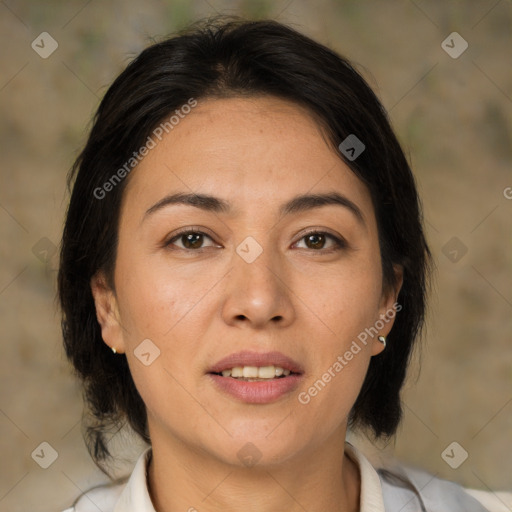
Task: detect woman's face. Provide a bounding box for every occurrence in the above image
[92,96,401,467]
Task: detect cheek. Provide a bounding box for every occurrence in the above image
[296,250,382,400]
[303,252,383,339]
[296,267,381,431]
[114,251,207,340]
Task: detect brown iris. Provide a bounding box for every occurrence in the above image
[181,233,204,249]
[304,233,326,250]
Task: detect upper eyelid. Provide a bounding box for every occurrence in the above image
[168,230,217,246]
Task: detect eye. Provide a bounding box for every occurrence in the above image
[165,229,218,250]
[293,231,346,252]
[164,228,346,253]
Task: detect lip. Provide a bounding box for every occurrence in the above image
[207,350,304,374]
[207,373,304,404]
[207,350,305,404]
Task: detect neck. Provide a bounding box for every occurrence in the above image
[146,427,360,512]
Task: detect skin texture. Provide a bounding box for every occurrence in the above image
[91,96,402,512]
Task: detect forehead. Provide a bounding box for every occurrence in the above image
[121,96,374,221]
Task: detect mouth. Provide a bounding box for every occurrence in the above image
[206,351,304,403]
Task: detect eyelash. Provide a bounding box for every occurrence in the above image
[164,227,347,253]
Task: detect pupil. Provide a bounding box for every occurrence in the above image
[184,233,202,249]
[307,233,324,249]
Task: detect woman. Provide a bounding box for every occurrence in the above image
[58,16,505,512]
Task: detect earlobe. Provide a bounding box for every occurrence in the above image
[370,334,387,357]
[373,264,404,356]
[90,271,126,354]
[371,335,387,356]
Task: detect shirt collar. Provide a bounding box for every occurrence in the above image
[113,447,155,512]
[114,442,385,512]
[345,441,386,511]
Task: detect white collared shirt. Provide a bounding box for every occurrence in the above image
[62,442,511,512]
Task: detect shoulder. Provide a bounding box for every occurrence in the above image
[60,447,153,512]
[378,462,512,512]
[60,481,126,512]
[465,488,512,512]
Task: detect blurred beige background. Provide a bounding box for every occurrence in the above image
[0,1,511,511]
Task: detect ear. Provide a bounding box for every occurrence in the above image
[371,264,404,356]
[90,271,126,354]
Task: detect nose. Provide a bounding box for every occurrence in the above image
[221,242,295,330]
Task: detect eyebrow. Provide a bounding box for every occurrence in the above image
[143,191,365,226]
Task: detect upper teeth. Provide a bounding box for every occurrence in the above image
[221,366,291,378]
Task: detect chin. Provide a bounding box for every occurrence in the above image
[206,430,303,469]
